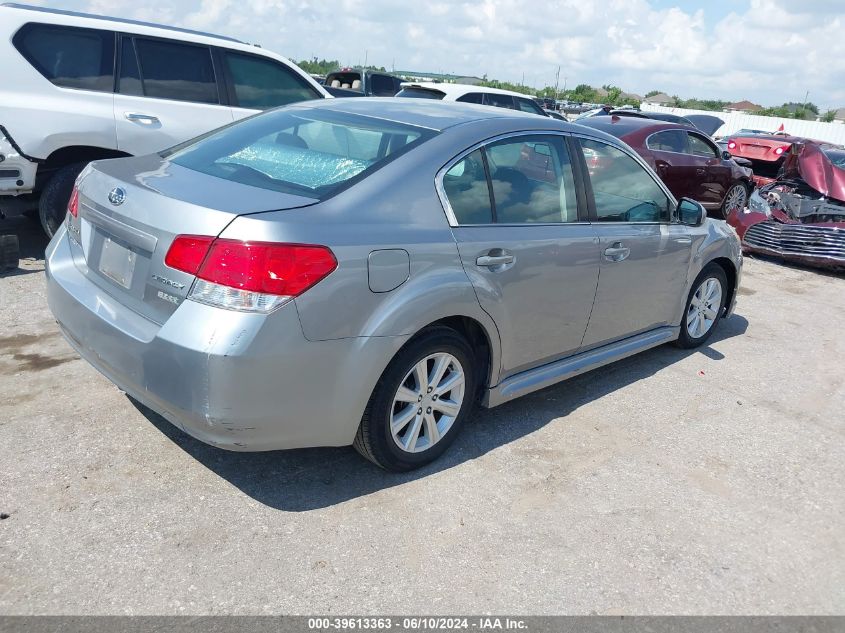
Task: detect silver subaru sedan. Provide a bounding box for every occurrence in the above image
[46,98,742,471]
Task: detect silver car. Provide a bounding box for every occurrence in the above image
[46,98,742,471]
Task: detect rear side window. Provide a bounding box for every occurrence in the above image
[225,52,320,109]
[486,135,579,223]
[14,23,115,92]
[118,38,143,96]
[646,130,688,153]
[134,38,218,104]
[442,149,493,224]
[579,139,671,223]
[168,109,435,199]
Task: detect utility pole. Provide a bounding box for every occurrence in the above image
[554,66,560,101]
[364,49,368,68]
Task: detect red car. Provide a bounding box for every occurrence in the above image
[724,132,836,185]
[577,116,754,217]
[728,141,845,269]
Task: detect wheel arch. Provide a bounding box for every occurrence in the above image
[710,256,738,316]
[37,146,132,189]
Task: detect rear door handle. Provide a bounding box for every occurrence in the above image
[674,237,692,244]
[124,112,160,125]
[476,254,515,267]
[603,242,630,262]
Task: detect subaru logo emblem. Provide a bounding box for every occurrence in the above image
[108,187,126,206]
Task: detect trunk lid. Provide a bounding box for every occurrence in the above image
[71,154,318,324]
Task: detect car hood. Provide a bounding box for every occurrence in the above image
[686,115,724,136]
[782,142,845,203]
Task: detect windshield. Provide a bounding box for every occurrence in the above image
[167,108,436,199]
[823,148,845,169]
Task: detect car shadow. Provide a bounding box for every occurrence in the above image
[0,215,49,277]
[130,314,749,512]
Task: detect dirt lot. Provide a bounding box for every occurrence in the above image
[1,216,843,615]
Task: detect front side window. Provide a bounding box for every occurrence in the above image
[455,92,483,104]
[516,98,545,116]
[442,149,493,224]
[135,38,218,104]
[646,130,688,153]
[486,135,579,223]
[225,52,320,109]
[168,109,435,199]
[580,139,671,223]
[687,133,718,158]
[14,23,114,92]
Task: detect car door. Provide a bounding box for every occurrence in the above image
[645,129,698,200]
[686,131,730,207]
[222,50,325,120]
[576,137,692,348]
[114,35,234,156]
[441,133,601,376]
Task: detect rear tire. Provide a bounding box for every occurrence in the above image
[675,264,728,349]
[354,326,477,472]
[0,234,20,270]
[39,163,86,238]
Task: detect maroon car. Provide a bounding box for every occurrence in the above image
[724,132,823,184]
[577,116,754,217]
[728,141,845,269]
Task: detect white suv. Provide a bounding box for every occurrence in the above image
[0,3,330,235]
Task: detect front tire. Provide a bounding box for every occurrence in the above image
[721,182,748,220]
[39,163,86,238]
[354,326,477,472]
[676,264,728,349]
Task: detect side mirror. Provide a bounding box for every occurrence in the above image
[678,198,706,226]
[721,150,732,161]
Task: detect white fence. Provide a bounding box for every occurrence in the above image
[641,104,845,145]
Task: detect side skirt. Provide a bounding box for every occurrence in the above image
[482,326,680,408]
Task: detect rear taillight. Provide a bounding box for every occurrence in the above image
[727,140,737,150]
[67,185,79,218]
[165,236,337,313]
[774,145,790,156]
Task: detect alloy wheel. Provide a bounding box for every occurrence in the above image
[390,353,466,454]
[723,184,748,217]
[686,277,723,339]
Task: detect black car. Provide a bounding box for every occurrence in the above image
[324,68,404,97]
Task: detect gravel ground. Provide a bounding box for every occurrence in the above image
[1,216,843,615]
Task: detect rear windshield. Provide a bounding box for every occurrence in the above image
[396,87,446,100]
[166,108,436,199]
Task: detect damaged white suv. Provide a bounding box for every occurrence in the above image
[0,3,329,236]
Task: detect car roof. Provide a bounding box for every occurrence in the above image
[575,116,695,138]
[2,2,244,44]
[399,82,533,100]
[286,97,620,138]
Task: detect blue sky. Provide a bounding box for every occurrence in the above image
[30,0,845,109]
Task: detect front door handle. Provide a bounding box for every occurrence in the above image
[476,254,515,267]
[674,236,693,244]
[603,242,630,262]
[124,112,160,125]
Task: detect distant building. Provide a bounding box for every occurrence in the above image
[642,92,673,106]
[725,100,763,113]
[833,107,845,122]
[620,91,643,102]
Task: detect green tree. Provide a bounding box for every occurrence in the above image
[645,90,662,98]
[822,109,837,123]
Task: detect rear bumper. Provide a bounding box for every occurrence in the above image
[45,227,409,451]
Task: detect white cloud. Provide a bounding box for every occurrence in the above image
[45,0,843,108]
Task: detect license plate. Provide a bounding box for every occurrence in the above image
[99,237,137,289]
